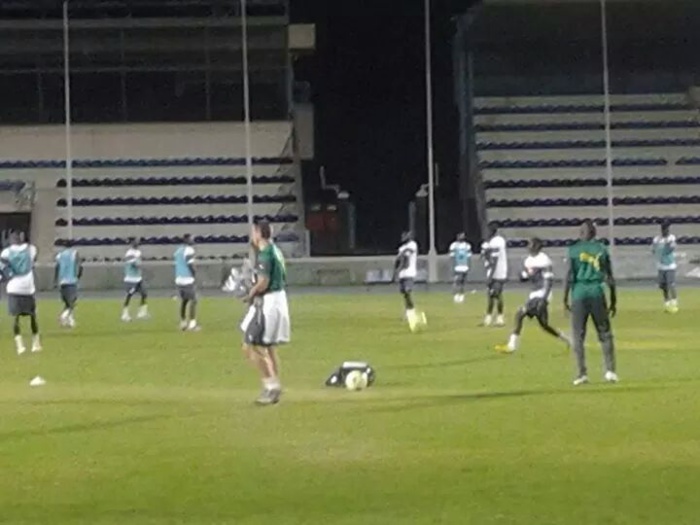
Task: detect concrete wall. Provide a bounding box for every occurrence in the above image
[0,122,292,160]
[32,247,700,291]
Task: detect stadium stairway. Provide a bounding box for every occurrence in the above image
[475,93,700,253]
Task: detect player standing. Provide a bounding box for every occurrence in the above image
[563,220,618,386]
[174,234,199,331]
[392,231,426,332]
[54,239,83,328]
[0,231,41,354]
[449,232,472,303]
[495,237,570,353]
[240,220,291,405]
[481,222,508,326]
[122,238,148,322]
[652,221,679,313]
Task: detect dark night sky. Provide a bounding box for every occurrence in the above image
[291,0,476,251]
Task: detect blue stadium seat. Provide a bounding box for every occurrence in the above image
[494,216,700,229]
[478,138,700,151]
[57,194,296,207]
[485,176,700,189]
[475,101,690,116]
[55,174,295,188]
[480,158,667,170]
[488,195,700,208]
[475,120,700,133]
[677,157,700,166]
[58,214,300,227]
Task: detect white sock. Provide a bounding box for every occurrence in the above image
[406,309,417,321]
[507,334,519,351]
[484,314,492,325]
[15,335,25,348]
[60,309,69,320]
[187,319,198,329]
[263,377,280,391]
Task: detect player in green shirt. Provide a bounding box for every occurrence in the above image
[563,220,618,386]
[240,220,291,405]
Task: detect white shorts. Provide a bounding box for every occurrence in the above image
[240,290,290,346]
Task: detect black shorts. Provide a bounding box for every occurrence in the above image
[523,297,548,319]
[125,281,147,296]
[657,270,676,289]
[60,284,78,306]
[453,271,468,285]
[8,294,36,316]
[178,284,197,301]
[399,278,414,294]
[488,279,506,297]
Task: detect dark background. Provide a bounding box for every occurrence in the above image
[291,0,476,252]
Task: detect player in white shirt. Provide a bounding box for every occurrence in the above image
[122,238,149,322]
[0,231,41,354]
[174,234,199,331]
[651,222,679,313]
[449,232,472,303]
[392,231,426,332]
[495,238,570,353]
[481,223,508,326]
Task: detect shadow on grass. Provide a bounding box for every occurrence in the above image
[366,383,671,414]
[390,355,503,371]
[0,409,215,443]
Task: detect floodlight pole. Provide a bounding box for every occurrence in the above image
[242,0,255,249]
[63,1,74,240]
[424,0,438,283]
[600,0,615,258]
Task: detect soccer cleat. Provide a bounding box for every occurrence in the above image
[67,316,76,329]
[187,320,201,332]
[573,375,589,386]
[121,311,132,322]
[495,315,506,327]
[481,315,493,327]
[31,336,42,353]
[255,389,280,406]
[604,371,619,383]
[668,305,679,314]
[137,306,150,320]
[15,336,26,356]
[494,344,514,354]
[179,320,189,331]
[406,309,418,332]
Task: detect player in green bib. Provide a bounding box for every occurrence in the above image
[563,220,618,386]
[240,220,291,405]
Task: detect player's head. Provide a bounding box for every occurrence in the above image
[8,230,21,245]
[487,222,499,238]
[64,238,74,248]
[182,233,193,246]
[252,220,272,248]
[130,237,140,248]
[456,232,466,242]
[401,231,413,243]
[528,237,543,255]
[579,219,597,241]
[660,221,670,237]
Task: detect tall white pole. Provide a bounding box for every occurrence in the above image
[63,1,74,240]
[600,0,615,257]
[424,0,438,283]
[241,0,255,242]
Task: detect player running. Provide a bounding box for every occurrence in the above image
[174,234,199,331]
[564,219,618,386]
[481,222,508,326]
[495,237,570,353]
[240,220,291,405]
[652,221,679,313]
[122,238,149,322]
[54,239,83,328]
[449,232,472,303]
[1,231,41,354]
[392,231,426,332]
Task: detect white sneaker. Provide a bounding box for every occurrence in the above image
[495,315,506,327]
[482,315,492,327]
[604,371,619,383]
[15,336,26,356]
[187,320,201,332]
[31,336,42,353]
[29,376,46,387]
[137,306,149,319]
[179,320,188,331]
[121,311,132,322]
[573,375,589,386]
[67,316,76,328]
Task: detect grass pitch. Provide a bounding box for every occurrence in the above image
[0,288,698,525]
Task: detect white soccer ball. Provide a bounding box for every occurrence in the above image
[344,370,369,391]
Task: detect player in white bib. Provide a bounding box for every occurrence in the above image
[0,231,41,354]
[392,231,426,332]
[495,237,570,353]
[481,223,508,326]
[122,238,149,322]
[449,232,472,303]
[651,221,679,313]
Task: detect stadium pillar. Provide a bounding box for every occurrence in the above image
[63,1,74,240]
[600,0,615,259]
[241,0,255,256]
[424,0,438,283]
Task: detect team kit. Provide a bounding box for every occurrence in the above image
[0,219,679,397]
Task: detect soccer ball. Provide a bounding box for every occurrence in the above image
[344,370,369,391]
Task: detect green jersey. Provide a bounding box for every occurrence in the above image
[256,243,287,293]
[567,240,610,300]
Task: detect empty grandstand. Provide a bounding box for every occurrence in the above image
[0,1,312,262]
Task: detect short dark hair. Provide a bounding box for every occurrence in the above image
[183,233,192,243]
[255,220,272,240]
[660,220,670,231]
[581,219,597,240]
[530,237,543,253]
[64,238,74,248]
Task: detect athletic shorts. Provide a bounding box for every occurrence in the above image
[454,271,468,285]
[399,278,414,294]
[8,294,36,316]
[240,290,290,347]
[488,279,506,297]
[125,281,147,296]
[60,284,78,306]
[657,270,676,289]
[177,284,197,301]
[522,297,548,319]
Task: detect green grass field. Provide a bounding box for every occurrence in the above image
[0,288,698,525]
